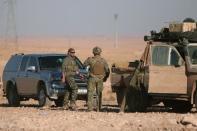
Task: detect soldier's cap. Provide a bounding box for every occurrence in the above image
[68,48,75,53]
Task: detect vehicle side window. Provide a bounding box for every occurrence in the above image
[170,49,180,66]
[152,46,169,65]
[28,57,38,70]
[188,46,197,64]
[20,56,29,71]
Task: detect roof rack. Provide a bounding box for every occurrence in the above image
[144,28,197,44]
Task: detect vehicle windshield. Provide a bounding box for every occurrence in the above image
[152,46,169,65]
[188,44,197,64]
[39,56,65,70]
[151,45,181,66]
[38,55,84,70]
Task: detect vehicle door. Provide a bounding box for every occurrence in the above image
[26,56,40,94]
[16,56,30,95]
[148,44,187,94]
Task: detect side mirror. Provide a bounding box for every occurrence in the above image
[85,66,90,72]
[27,66,36,72]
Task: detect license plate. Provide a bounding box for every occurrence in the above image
[78,89,87,94]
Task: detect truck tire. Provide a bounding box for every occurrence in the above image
[164,100,192,113]
[54,96,64,107]
[7,84,20,107]
[172,102,192,113]
[37,84,51,107]
[116,87,125,107]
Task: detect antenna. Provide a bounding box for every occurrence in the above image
[0,0,6,48]
[114,13,118,48]
[4,0,18,52]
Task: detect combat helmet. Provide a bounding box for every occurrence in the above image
[93,46,102,55]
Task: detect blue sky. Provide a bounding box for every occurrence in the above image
[0,0,197,37]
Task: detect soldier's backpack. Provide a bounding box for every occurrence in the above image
[92,59,105,76]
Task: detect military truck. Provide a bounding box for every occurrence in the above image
[111,18,197,112]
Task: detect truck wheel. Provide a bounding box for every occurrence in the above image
[54,96,64,107]
[171,101,192,113]
[7,84,20,107]
[116,87,125,107]
[38,85,51,107]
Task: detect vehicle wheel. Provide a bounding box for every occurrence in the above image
[166,100,192,113]
[54,96,64,107]
[163,100,172,108]
[116,87,125,107]
[7,84,20,107]
[38,84,52,108]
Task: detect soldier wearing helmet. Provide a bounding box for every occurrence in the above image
[84,46,110,111]
[93,46,102,55]
[62,48,79,110]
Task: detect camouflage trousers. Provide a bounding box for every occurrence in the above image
[63,76,78,107]
[87,77,103,110]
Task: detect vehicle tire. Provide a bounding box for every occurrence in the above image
[116,87,125,107]
[7,84,20,107]
[37,83,52,107]
[54,96,64,107]
[165,100,192,113]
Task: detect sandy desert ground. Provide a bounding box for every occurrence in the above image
[0,37,197,131]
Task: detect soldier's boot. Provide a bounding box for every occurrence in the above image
[63,103,69,110]
[87,107,93,112]
[70,101,77,111]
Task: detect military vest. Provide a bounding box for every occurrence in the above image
[91,57,105,76]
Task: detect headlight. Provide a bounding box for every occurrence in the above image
[51,82,65,89]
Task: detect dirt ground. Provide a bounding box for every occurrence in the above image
[0,95,197,131]
[0,37,197,131]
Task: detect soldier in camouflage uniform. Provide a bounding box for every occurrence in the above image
[84,46,110,111]
[62,48,79,110]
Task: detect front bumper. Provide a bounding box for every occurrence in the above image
[47,81,88,100]
[47,81,65,100]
